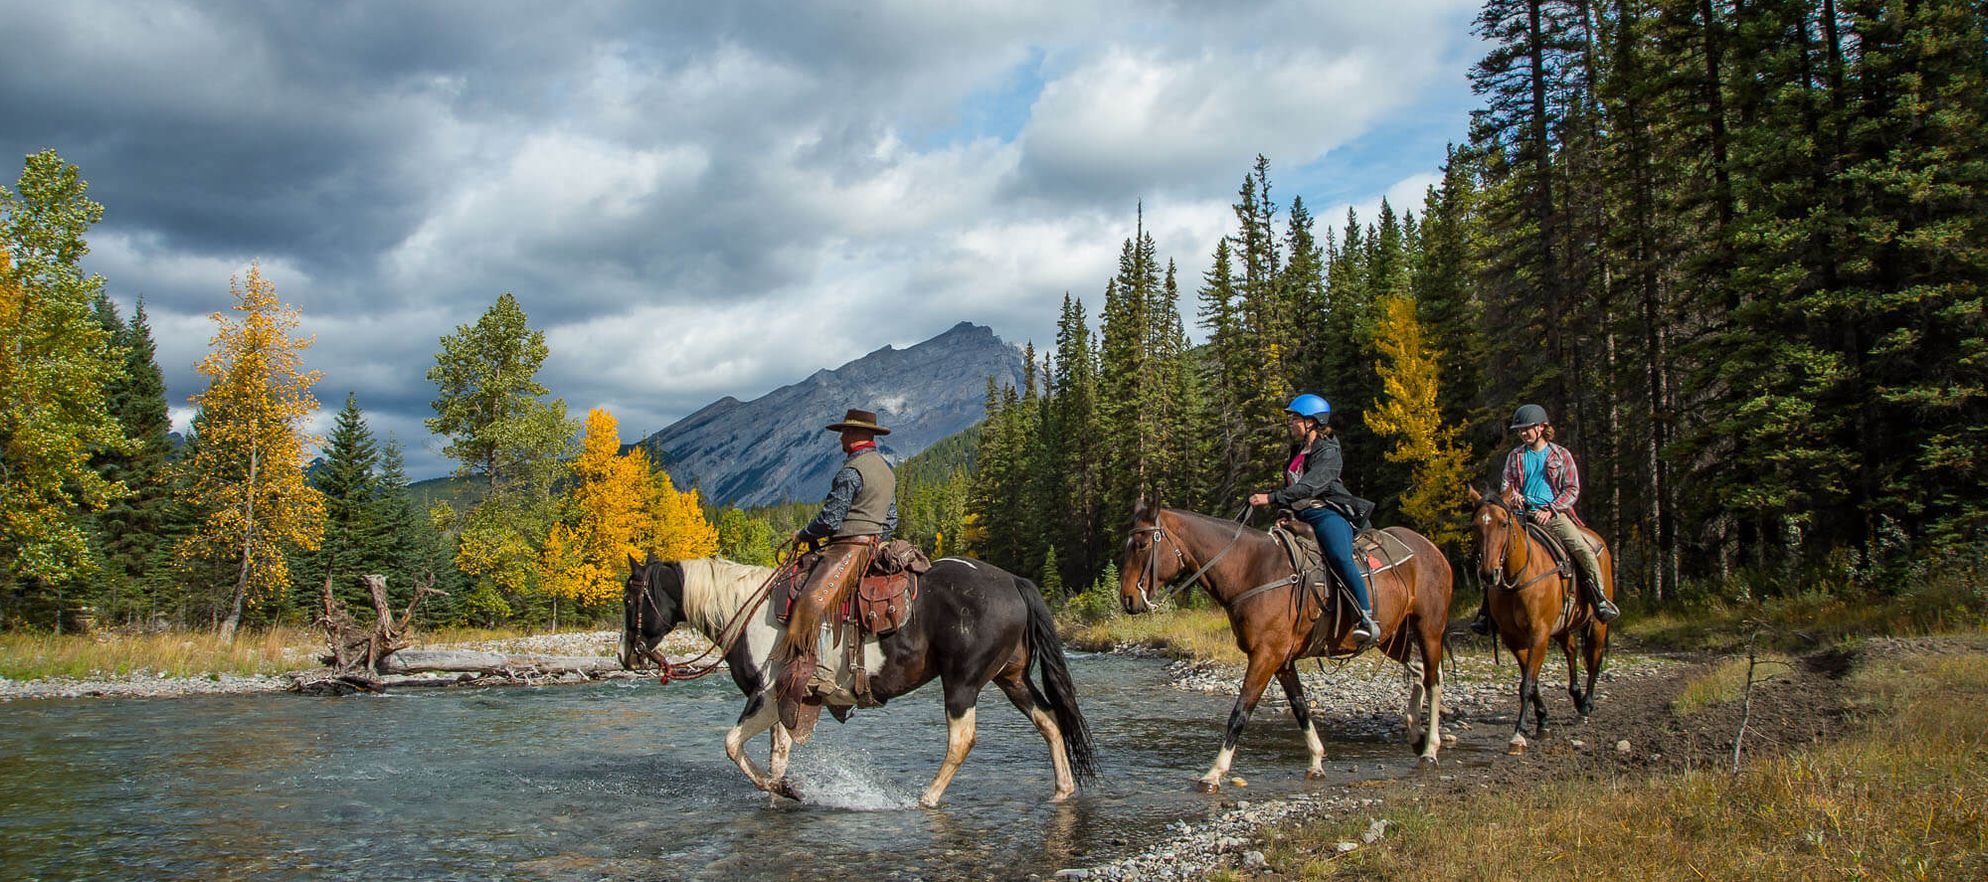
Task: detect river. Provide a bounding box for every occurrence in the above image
[0,653,1428,881]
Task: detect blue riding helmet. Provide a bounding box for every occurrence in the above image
[1285,393,1331,420]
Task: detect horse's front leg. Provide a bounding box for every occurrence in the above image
[1200,652,1282,792]
[919,682,981,808]
[1274,665,1327,780]
[725,692,795,799]
[1507,639,1546,755]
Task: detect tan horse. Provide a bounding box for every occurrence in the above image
[1117,501,1454,791]
[1466,487,1614,754]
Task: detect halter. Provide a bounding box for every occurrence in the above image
[1131,507,1251,609]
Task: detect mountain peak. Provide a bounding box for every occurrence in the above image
[637,322,1025,507]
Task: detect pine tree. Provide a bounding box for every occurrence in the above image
[91,297,175,621]
[176,264,324,639]
[716,507,777,566]
[313,393,387,611]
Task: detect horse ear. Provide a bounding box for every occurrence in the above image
[1467,486,1483,503]
[627,553,644,574]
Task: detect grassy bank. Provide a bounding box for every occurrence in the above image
[1063,607,1245,666]
[1259,646,1988,881]
[0,625,613,681]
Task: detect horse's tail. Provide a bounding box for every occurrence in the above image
[1018,575,1100,785]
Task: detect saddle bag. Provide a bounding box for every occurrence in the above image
[853,539,929,635]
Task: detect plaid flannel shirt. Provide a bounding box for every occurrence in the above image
[1501,442,1585,527]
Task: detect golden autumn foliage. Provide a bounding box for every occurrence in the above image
[539,408,717,609]
[176,265,324,634]
[1367,293,1471,550]
[641,466,718,563]
[540,409,651,607]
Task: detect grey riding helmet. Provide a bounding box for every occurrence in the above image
[1509,404,1550,431]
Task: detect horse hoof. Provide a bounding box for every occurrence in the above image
[1305,768,1325,781]
[1507,743,1527,756]
[769,779,800,801]
[1195,780,1221,794]
[919,796,942,809]
[1417,755,1439,768]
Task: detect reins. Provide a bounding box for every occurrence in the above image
[633,541,804,684]
[1482,501,1558,594]
[1134,505,1253,609]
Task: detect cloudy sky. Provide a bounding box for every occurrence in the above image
[2,1,1482,479]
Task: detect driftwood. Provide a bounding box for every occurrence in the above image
[316,573,445,674]
[377,651,625,676]
[298,573,635,695]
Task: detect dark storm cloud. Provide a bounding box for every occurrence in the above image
[1,0,1481,477]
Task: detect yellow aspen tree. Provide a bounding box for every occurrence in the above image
[539,408,651,610]
[177,264,324,639]
[1367,293,1471,550]
[639,464,719,562]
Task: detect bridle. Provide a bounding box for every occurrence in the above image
[624,545,801,683]
[1129,507,1252,609]
[1478,498,1554,593]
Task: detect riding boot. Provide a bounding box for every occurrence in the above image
[1468,596,1493,635]
[1590,588,1621,624]
[1352,605,1379,646]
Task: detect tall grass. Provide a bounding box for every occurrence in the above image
[1063,607,1245,666]
[0,627,319,679]
[1265,649,1988,880]
[0,624,620,681]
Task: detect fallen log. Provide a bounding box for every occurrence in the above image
[377,650,626,676]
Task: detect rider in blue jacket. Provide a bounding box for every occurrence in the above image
[1248,394,1379,645]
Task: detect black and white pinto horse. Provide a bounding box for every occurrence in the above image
[620,555,1098,807]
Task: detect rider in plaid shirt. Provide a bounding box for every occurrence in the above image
[1469,404,1620,634]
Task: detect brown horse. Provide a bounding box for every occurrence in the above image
[1117,501,1454,791]
[1466,487,1614,755]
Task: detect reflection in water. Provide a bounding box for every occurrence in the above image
[0,655,1438,881]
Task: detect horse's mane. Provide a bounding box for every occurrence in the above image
[1163,507,1272,541]
[672,557,776,637]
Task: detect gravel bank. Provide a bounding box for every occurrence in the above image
[1054,640,1680,880]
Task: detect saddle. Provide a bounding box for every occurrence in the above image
[776,538,929,637]
[1271,517,1415,657]
[1520,520,1608,632]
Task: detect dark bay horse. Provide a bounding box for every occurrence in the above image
[1118,502,1454,791]
[1466,488,1614,754]
[621,555,1097,807]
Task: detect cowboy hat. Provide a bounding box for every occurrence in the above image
[825,408,891,435]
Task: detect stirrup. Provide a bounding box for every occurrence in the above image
[1593,597,1621,623]
[1352,611,1379,646]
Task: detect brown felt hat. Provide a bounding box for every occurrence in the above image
[825,408,891,435]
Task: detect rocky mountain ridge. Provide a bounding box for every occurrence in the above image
[633,321,1023,507]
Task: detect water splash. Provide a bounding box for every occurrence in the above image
[787,750,918,810]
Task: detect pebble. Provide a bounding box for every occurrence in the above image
[1615,739,1632,753]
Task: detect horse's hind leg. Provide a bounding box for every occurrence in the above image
[1274,665,1327,780]
[1578,624,1606,716]
[1386,635,1423,750]
[1561,629,1587,716]
[1414,618,1445,764]
[919,682,981,809]
[994,664,1075,801]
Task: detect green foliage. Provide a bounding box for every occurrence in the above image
[0,150,130,623]
[716,507,777,566]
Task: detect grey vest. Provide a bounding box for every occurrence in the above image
[835,449,896,538]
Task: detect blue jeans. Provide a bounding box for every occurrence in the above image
[1295,506,1372,617]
